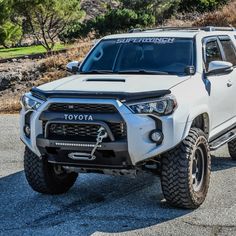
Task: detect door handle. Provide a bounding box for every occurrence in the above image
[227,80,233,87]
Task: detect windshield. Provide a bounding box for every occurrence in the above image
[80,37,195,75]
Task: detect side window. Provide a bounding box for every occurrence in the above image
[219,36,236,66]
[205,40,222,70]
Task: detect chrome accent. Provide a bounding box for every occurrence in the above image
[210,127,236,151]
[90,127,108,157]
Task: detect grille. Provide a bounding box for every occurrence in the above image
[48,103,117,113]
[44,122,127,141]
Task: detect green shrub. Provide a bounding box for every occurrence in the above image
[0,21,22,48]
[61,8,155,40]
[179,0,229,12]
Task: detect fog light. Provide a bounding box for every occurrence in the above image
[24,125,31,137]
[150,130,163,144]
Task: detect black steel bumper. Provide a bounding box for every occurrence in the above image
[36,135,132,169]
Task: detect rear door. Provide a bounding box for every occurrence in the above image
[203,37,233,129]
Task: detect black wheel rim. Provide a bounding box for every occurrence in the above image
[192,145,205,192]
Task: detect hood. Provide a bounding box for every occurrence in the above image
[37,74,190,93]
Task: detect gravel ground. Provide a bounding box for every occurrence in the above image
[0,115,236,236]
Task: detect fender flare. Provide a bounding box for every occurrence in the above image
[182,104,210,140]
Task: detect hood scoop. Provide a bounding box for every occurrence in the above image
[85,78,126,82]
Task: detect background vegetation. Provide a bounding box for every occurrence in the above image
[0,0,232,53]
[61,0,231,41]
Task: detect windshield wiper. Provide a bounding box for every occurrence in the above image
[80,70,114,74]
[117,70,169,75]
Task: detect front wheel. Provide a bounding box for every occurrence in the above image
[24,147,78,194]
[161,128,211,209]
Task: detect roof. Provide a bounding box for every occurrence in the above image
[103,27,236,40]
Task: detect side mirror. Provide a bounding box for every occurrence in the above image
[66,61,80,74]
[206,61,233,76]
[185,66,195,75]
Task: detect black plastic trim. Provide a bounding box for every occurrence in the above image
[31,87,171,102]
[36,136,127,151]
[43,120,116,141]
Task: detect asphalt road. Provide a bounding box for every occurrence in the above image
[0,114,236,236]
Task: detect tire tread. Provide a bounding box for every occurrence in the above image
[24,147,77,194]
[161,128,211,209]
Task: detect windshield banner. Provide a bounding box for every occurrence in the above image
[116,38,175,44]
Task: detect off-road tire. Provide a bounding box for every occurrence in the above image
[228,139,236,160]
[24,147,78,194]
[161,128,211,209]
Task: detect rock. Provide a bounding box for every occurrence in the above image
[0,78,10,91]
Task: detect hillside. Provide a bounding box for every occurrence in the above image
[81,0,119,19]
[81,0,236,28]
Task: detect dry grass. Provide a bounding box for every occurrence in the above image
[0,95,22,114]
[194,0,236,27]
[39,41,92,73]
[164,18,193,27]
[164,0,236,28]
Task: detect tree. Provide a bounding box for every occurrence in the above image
[0,21,22,48]
[61,0,159,40]
[12,0,84,51]
[0,0,22,48]
[120,0,181,23]
[0,0,11,25]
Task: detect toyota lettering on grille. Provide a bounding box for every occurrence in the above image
[64,114,94,121]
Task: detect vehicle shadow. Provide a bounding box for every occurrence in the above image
[0,171,191,235]
[211,154,236,172]
[0,154,235,235]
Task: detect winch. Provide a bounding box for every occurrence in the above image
[68,127,108,161]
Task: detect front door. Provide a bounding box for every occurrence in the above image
[203,37,234,129]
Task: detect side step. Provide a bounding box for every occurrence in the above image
[210,128,236,151]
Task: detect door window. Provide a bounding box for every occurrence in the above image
[219,36,236,66]
[205,40,222,70]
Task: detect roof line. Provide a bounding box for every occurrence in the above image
[129,26,236,33]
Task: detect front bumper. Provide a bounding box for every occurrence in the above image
[20,96,188,166]
[36,135,131,168]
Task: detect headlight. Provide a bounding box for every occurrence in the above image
[20,95,43,111]
[127,94,177,115]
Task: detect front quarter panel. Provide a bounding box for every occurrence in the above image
[170,73,210,140]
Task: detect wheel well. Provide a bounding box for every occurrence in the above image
[191,113,209,137]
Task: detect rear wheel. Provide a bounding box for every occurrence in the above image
[24,147,78,194]
[228,139,236,160]
[161,128,211,209]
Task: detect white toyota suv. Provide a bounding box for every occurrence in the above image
[20,27,236,209]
